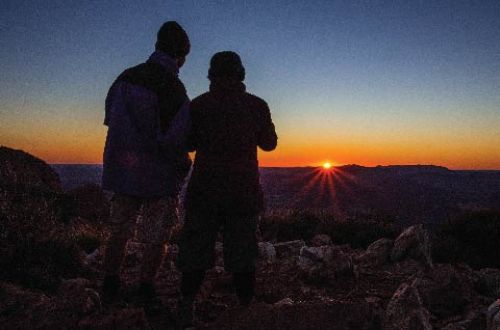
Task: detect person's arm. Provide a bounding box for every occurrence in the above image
[103,80,125,127]
[156,98,191,152]
[258,102,278,151]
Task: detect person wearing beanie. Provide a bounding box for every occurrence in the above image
[101,21,191,304]
[176,51,278,328]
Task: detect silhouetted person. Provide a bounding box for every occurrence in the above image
[101,21,191,302]
[176,51,278,327]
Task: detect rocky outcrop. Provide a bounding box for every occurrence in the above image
[63,184,110,222]
[412,264,477,318]
[391,224,433,268]
[477,268,500,298]
[274,240,305,259]
[258,242,276,264]
[488,300,500,330]
[0,146,62,194]
[298,245,354,282]
[310,234,332,247]
[383,282,432,330]
[356,238,394,267]
[208,300,383,330]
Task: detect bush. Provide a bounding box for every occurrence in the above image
[433,211,500,269]
[0,234,84,292]
[260,210,398,249]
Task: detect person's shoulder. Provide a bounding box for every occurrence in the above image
[191,92,212,107]
[117,62,166,87]
[244,92,269,110]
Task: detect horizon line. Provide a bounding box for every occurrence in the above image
[48,163,500,171]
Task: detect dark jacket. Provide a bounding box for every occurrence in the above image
[185,79,277,215]
[102,51,191,197]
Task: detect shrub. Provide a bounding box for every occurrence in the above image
[0,234,84,292]
[260,210,398,249]
[433,211,500,269]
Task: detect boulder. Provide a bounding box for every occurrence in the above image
[391,224,433,267]
[274,240,305,259]
[58,278,101,316]
[64,184,110,222]
[163,244,179,270]
[208,300,383,330]
[258,242,276,264]
[383,282,432,330]
[412,264,477,318]
[0,146,63,235]
[356,238,394,267]
[310,234,332,247]
[274,298,294,306]
[487,300,500,330]
[298,245,354,281]
[477,268,500,298]
[78,308,150,330]
[0,146,62,194]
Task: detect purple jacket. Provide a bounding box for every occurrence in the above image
[102,51,191,197]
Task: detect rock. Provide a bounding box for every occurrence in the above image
[274,240,305,259]
[258,242,276,264]
[441,308,487,330]
[0,147,63,237]
[477,268,500,297]
[487,300,500,330]
[310,234,332,247]
[78,308,150,330]
[164,244,179,270]
[298,245,354,281]
[58,278,101,316]
[383,282,432,330]
[356,238,394,267]
[391,224,433,267]
[412,264,477,318]
[208,300,383,330]
[274,298,294,306]
[0,146,62,194]
[64,184,110,222]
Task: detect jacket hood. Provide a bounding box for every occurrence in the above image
[147,50,179,74]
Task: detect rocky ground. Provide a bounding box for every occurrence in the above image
[1,146,500,329]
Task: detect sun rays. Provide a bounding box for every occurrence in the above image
[288,164,359,218]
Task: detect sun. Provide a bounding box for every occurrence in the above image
[322,162,332,170]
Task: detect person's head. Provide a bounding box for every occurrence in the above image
[208,51,245,82]
[155,21,190,68]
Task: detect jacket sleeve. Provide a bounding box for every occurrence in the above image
[103,80,125,127]
[258,103,278,151]
[156,99,191,151]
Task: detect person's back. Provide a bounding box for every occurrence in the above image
[186,53,277,214]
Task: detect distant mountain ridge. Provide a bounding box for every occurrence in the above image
[51,164,500,225]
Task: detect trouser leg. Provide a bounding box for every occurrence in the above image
[135,196,178,285]
[180,271,206,298]
[232,271,256,306]
[103,194,140,276]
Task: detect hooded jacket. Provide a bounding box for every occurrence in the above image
[185,79,277,215]
[102,51,191,197]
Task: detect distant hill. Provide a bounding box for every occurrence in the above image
[51,164,500,225]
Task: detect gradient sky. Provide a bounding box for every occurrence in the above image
[1,0,499,169]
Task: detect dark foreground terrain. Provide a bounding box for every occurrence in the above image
[2,146,500,329]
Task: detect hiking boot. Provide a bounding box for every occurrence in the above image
[102,274,121,303]
[177,295,195,330]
